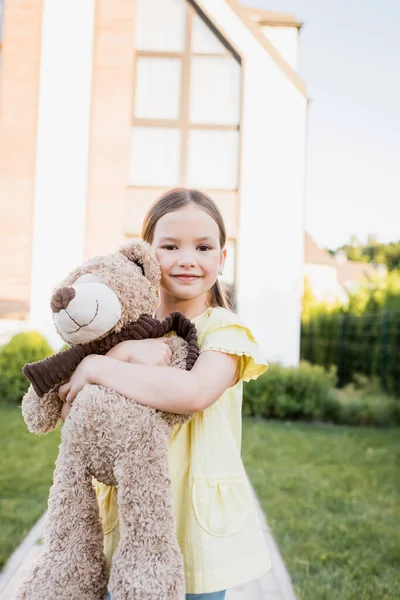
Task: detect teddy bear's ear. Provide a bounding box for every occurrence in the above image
[119,241,161,286]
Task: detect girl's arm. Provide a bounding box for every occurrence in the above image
[59,350,239,414]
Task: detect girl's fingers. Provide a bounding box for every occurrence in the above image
[61,402,71,422]
[164,344,172,364]
[67,382,82,404]
[59,383,70,402]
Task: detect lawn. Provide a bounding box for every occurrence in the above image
[1,406,399,600]
[242,418,400,600]
[0,405,60,568]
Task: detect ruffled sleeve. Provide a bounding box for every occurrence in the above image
[196,308,268,384]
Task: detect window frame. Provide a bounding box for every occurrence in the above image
[130,0,242,189]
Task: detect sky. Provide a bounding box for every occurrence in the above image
[240,0,400,250]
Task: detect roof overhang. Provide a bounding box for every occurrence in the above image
[192,0,307,98]
[241,6,303,29]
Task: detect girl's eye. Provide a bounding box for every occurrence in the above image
[161,245,177,250]
[198,245,211,251]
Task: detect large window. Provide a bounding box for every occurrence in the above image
[130,0,241,190]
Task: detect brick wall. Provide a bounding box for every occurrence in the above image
[0,0,43,317]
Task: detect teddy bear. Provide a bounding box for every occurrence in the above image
[16,241,199,600]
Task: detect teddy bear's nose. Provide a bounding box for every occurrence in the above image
[50,287,76,313]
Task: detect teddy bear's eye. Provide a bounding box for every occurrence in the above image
[73,274,101,285]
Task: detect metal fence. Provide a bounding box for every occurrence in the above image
[300,309,400,396]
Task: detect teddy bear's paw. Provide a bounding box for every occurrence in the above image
[108,581,186,600]
[15,550,108,600]
[21,385,63,434]
[109,558,186,600]
[160,411,194,429]
[165,336,189,370]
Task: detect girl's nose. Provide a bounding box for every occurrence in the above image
[177,254,196,267]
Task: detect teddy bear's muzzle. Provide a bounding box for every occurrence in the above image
[53,282,122,344]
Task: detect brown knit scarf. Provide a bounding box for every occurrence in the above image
[23,312,199,398]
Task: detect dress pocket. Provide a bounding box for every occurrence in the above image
[191,473,250,538]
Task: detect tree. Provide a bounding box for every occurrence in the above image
[331,236,400,271]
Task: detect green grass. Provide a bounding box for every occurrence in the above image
[1,405,399,599]
[242,418,400,600]
[0,405,60,568]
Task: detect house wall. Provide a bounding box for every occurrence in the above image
[14,0,243,344]
[0,0,43,313]
[261,26,298,70]
[197,0,307,365]
[0,0,307,364]
[28,0,95,341]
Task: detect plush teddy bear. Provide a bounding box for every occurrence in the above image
[17,241,199,600]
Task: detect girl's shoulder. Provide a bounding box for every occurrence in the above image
[193,307,268,382]
[192,306,258,344]
[193,305,239,327]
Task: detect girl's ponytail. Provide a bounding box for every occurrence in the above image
[209,279,233,311]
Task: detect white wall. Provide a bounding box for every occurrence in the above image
[197,0,308,366]
[261,26,298,70]
[28,0,95,347]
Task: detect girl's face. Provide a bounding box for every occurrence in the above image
[152,205,226,304]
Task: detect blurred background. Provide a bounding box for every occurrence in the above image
[0,1,399,599]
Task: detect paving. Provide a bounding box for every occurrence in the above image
[226,486,297,600]
[0,486,297,599]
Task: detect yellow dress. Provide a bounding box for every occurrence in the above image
[94,307,271,594]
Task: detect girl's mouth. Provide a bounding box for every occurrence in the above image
[172,275,201,282]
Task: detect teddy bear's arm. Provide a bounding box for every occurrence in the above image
[165,336,190,370]
[21,384,63,434]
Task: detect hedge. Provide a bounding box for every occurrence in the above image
[0,332,53,404]
[243,362,400,427]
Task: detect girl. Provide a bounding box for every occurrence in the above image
[59,188,271,599]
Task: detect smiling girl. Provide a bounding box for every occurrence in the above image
[59,188,271,599]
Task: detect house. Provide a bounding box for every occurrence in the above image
[304,232,386,305]
[334,250,387,295]
[0,0,308,365]
[304,233,349,305]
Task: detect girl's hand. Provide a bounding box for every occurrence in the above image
[59,355,98,405]
[58,338,172,415]
[60,401,72,422]
[106,339,172,367]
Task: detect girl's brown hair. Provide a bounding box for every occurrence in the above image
[141,188,232,310]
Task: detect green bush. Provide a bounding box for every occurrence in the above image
[0,332,53,404]
[243,361,399,427]
[336,387,400,427]
[243,361,337,421]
